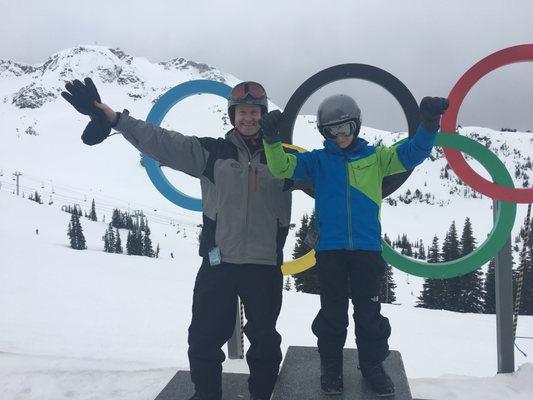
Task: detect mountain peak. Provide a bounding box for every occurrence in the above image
[2,46,236,110]
[159,57,226,83]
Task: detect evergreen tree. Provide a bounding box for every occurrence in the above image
[379,263,397,303]
[126,224,145,256]
[452,217,484,313]
[292,212,321,294]
[293,214,309,258]
[76,213,87,249]
[439,218,484,313]
[102,223,116,253]
[442,221,461,261]
[134,229,142,255]
[114,228,123,254]
[143,226,154,257]
[378,232,397,303]
[521,236,533,314]
[88,199,97,221]
[111,209,121,228]
[67,219,73,246]
[126,230,133,255]
[516,214,533,315]
[284,276,292,291]
[483,259,496,314]
[67,213,87,250]
[109,225,116,251]
[103,226,110,252]
[437,221,461,310]
[400,234,409,249]
[126,213,134,230]
[400,241,413,257]
[417,235,446,309]
[417,240,426,260]
[155,243,160,258]
[427,236,440,263]
[29,191,43,204]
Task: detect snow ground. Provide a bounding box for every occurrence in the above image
[1,193,533,400]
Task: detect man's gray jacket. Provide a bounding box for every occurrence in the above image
[115,111,295,266]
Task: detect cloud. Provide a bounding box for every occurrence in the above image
[1,0,533,131]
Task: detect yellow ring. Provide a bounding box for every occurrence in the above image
[281,249,316,275]
[280,143,317,276]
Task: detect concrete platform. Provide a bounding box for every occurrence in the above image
[154,370,249,400]
[271,346,412,400]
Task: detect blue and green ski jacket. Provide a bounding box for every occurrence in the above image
[263,124,437,251]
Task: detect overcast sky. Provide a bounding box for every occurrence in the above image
[2,0,533,131]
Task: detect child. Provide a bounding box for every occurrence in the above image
[259,94,448,396]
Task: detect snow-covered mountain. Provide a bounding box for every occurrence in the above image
[1,46,533,399]
[2,46,532,280]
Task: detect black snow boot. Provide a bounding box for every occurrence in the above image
[320,355,343,395]
[187,391,220,400]
[359,362,395,397]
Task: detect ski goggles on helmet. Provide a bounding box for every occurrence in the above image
[230,81,267,100]
[320,120,357,139]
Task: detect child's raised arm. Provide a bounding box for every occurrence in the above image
[261,110,317,181]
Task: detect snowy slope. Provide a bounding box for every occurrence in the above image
[1,192,533,400]
[2,46,533,399]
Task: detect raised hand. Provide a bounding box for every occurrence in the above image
[260,110,283,144]
[420,97,449,131]
[62,78,112,145]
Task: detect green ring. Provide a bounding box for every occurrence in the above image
[382,133,517,278]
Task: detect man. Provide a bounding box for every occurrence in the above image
[259,94,448,397]
[62,79,296,400]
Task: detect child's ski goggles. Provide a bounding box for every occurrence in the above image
[320,120,357,139]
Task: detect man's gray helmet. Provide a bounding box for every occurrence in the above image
[316,94,362,139]
[228,81,268,126]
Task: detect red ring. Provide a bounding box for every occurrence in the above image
[441,44,533,203]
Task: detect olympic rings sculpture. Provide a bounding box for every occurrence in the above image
[144,80,229,212]
[441,44,533,204]
[143,44,532,278]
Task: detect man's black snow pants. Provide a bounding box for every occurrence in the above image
[311,250,391,365]
[188,259,283,399]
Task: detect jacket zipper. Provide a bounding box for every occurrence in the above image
[237,134,262,195]
[235,133,264,252]
[345,160,353,249]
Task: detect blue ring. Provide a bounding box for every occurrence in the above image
[143,80,232,211]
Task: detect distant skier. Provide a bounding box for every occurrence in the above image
[62,78,303,400]
[260,94,448,397]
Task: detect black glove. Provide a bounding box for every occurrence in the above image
[259,110,283,144]
[61,77,111,145]
[81,118,113,146]
[420,97,449,131]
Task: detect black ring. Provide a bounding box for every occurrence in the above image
[280,64,420,198]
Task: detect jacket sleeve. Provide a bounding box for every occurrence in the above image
[377,123,437,177]
[263,140,317,181]
[114,110,210,178]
